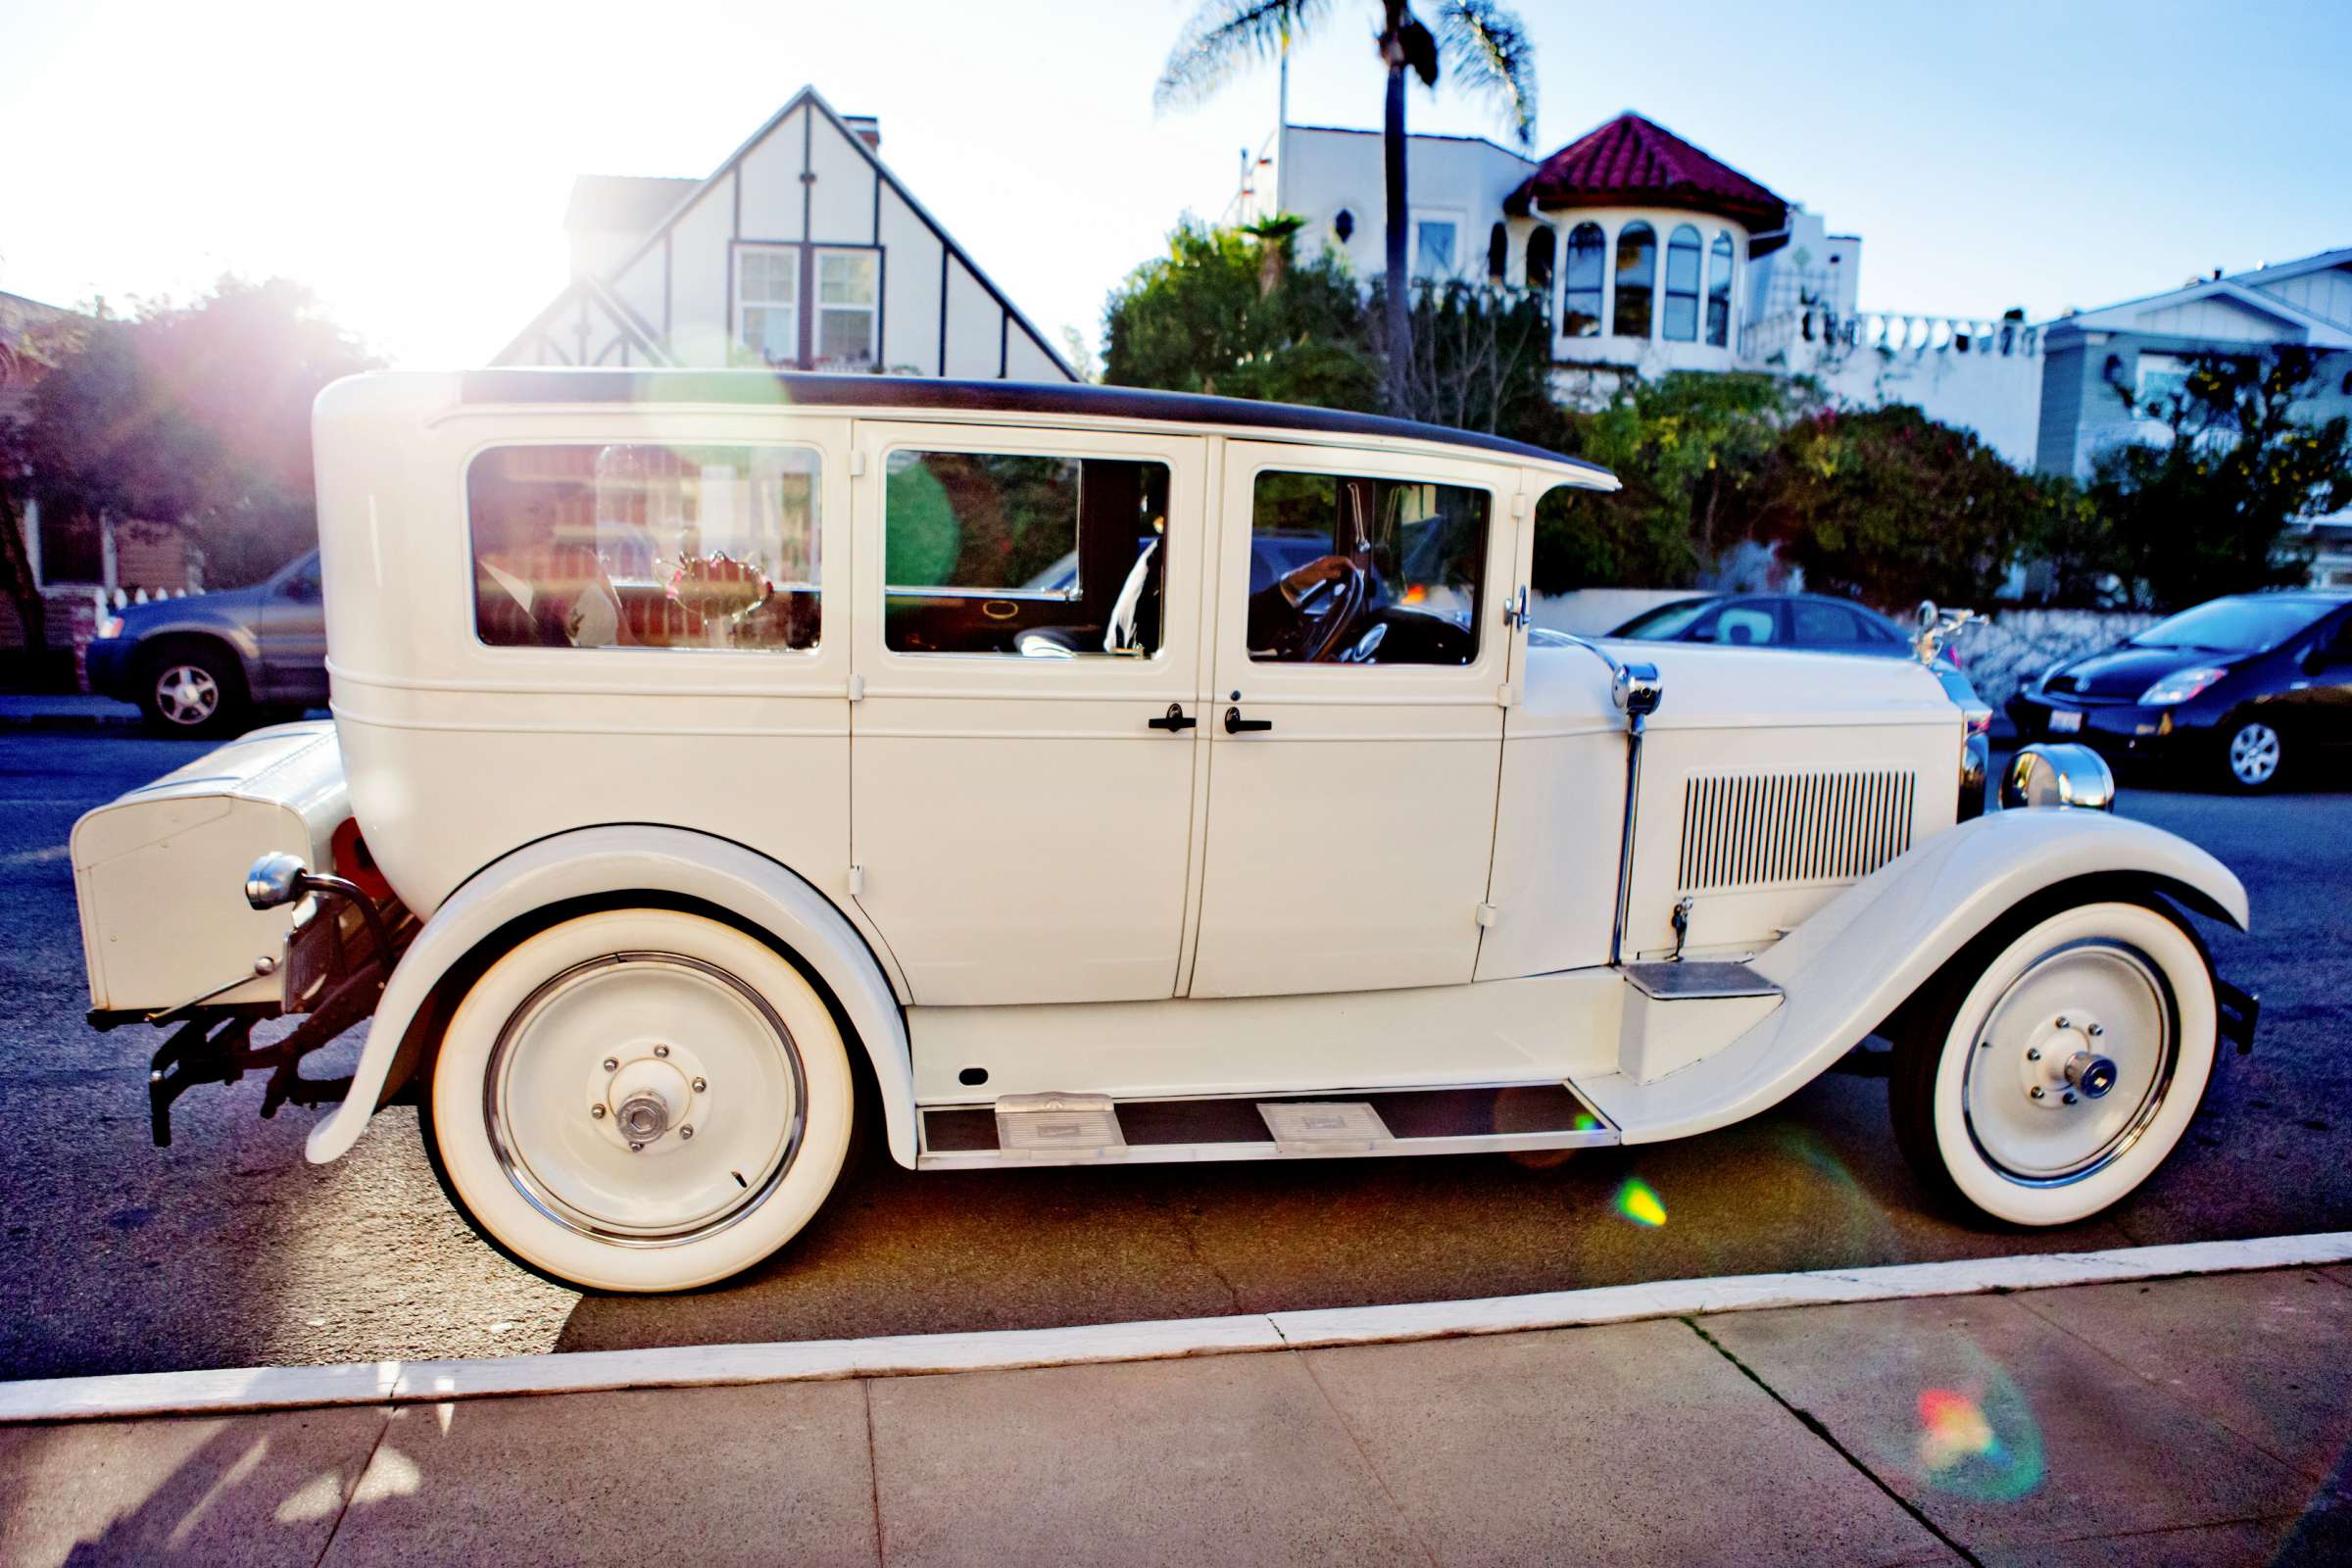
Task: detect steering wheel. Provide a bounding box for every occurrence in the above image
[1295,555,1373,663]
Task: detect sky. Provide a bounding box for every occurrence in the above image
[2,0,2347,369]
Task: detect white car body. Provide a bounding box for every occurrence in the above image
[73,370,2253,1292]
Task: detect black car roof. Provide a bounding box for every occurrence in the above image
[455,369,1611,478]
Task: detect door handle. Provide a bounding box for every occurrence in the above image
[1148,704,1197,732]
[1224,706,1273,734]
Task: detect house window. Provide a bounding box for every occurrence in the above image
[2134,352,2191,414]
[1487,222,1508,283]
[815,250,880,368]
[1706,232,1735,347]
[1613,222,1655,338]
[1662,225,1701,342]
[467,443,821,653]
[1526,226,1554,292]
[1562,222,1604,337]
[1413,219,1457,278]
[736,247,800,366]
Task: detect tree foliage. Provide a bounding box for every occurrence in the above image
[21,276,374,590]
[2086,346,2352,610]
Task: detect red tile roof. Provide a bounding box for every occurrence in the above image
[1506,113,1787,229]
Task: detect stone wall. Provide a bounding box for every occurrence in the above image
[1955,608,2158,710]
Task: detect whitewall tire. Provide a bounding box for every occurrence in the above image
[426,909,855,1292]
[1890,900,2216,1227]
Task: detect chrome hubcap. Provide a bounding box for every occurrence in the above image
[484,953,805,1245]
[2229,722,2279,785]
[155,664,220,726]
[1963,942,2175,1185]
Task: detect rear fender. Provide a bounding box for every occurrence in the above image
[1582,808,2247,1144]
[304,825,914,1167]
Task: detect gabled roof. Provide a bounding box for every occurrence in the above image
[2228,246,2352,290]
[563,174,700,235]
[2050,274,2352,349]
[1505,112,1787,228]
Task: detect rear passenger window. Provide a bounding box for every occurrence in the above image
[1707,606,1777,646]
[467,444,820,652]
[1791,603,1868,644]
[884,451,1168,657]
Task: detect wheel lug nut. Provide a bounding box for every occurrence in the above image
[2087,1023,2105,1038]
[591,1103,607,1119]
[2063,1091,2078,1104]
[628,1141,645,1152]
[654,1045,670,1058]
[2055,1017,2071,1031]
[2031,1086,2045,1099]
[692,1077,708,1094]
[603,1057,619,1072]
[2027,1047,2042,1061]
[680,1125,695,1140]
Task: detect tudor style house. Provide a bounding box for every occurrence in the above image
[497,87,1073,382]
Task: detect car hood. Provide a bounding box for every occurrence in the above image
[2046,644,2235,700]
[119,584,263,627]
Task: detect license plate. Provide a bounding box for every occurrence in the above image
[2050,709,2083,733]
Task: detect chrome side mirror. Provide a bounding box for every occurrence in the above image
[2000,743,2116,812]
[244,853,315,910]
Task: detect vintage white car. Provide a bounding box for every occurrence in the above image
[72,370,2257,1293]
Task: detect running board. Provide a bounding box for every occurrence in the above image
[917,1082,1621,1170]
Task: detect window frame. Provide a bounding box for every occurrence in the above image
[1561,221,1606,339]
[812,247,881,369]
[1705,231,1736,347]
[1411,210,1465,280]
[731,240,885,369]
[733,244,802,368]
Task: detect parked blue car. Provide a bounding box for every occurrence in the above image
[85,550,327,735]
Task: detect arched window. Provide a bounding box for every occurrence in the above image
[1662,224,1701,341]
[1561,221,1604,337]
[1487,222,1508,283]
[1333,209,1355,243]
[1705,232,1735,347]
[1612,222,1655,338]
[1525,226,1554,292]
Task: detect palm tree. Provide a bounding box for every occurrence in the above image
[1156,0,1538,412]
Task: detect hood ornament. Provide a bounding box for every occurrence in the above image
[1914,600,1983,666]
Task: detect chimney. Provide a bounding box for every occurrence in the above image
[843,115,880,152]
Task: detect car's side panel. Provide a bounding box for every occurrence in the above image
[304,824,916,1168]
[1571,807,2248,1145]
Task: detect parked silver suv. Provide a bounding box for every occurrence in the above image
[85,550,327,734]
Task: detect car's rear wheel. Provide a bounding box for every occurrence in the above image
[1889,898,2216,1227]
[137,641,248,736]
[423,909,856,1292]
[2221,718,2284,792]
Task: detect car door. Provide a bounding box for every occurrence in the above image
[255,552,328,703]
[847,422,1208,1005]
[1186,442,1517,1000]
[2274,609,2352,755]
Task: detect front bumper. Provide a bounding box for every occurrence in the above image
[2004,692,2204,765]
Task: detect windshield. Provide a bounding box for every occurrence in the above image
[1612,598,1712,639]
[2129,597,2333,655]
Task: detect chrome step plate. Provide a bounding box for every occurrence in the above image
[994,1092,1125,1159]
[1258,1100,1392,1153]
[1620,960,1782,1001]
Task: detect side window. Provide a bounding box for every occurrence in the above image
[1700,605,1777,646]
[1247,469,1488,666]
[468,444,820,653]
[1791,602,1868,644]
[884,451,1169,658]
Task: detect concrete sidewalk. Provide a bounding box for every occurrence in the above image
[2,1266,2345,1567]
[0,693,143,729]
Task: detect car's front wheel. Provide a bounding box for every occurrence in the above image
[1889,898,2216,1227]
[423,908,856,1292]
[136,641,248,736]
[2221,718,2284,792]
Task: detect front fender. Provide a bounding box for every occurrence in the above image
[304,826,914,1168]
[1584,808,2247,1145]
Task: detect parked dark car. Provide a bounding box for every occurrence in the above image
[85,550,327,735]
[2006,590,2352,791]
[1610,591,1936,660]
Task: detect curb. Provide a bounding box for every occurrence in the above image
[6,1230,2346,1426]
[0,705,144,731]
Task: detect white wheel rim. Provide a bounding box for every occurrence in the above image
[155,664,220,725]
[484,952,806,1246]
[1960,940,2176,1185]
[2229,722,2279,784]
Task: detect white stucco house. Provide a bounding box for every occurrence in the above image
[497,86,1073,382]
[1246,112,2042,466]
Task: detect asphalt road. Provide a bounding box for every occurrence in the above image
[3,729,2347,1382]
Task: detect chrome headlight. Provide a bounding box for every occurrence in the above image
[2000,743,2115,812]
[2138,665,2228,706]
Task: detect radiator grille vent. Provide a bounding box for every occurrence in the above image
[1676,768,1918,893]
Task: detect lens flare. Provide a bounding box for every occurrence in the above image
[1614,1177,1667,1227]
[1573,1113,1600,1132]
[1913,1384,2044,1500]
